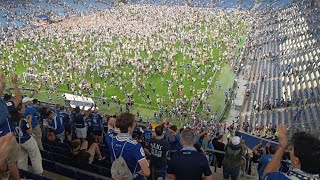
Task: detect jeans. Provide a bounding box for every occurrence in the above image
[149,166,167,180]
[223,166,240,180]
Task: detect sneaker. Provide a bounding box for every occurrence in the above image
[98,157,106,161]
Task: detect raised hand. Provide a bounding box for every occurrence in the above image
[278,125,288,149]
[11,74,18,84]
[0,73,6,86]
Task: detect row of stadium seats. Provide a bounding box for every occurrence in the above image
[40,142,112,177]
[245,103,320,132]
[41,159,107,180]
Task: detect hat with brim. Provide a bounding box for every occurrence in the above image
[22,97,34,104]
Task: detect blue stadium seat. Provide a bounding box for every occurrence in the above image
[76,171,99,180]
[51,152,72,164]
[34,174,55,180]
[260,114,265,127]
[308,106,316,128]
[19,169,54,180]
[51,146,71,156]
[316,86,320,97]
[55,164,76,179]
[40,150,49,159]
[99,167,112,178]
[43,143,50,150]
[85,164,102,175]
[42,159,56,172]
[19,169,34,179]
[278,80,281,101]
[284,109,288,125]
[315,105,320,121]
[272,111,275,124]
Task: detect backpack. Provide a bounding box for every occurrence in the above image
[110,138,136,180]
[223,144,243,168]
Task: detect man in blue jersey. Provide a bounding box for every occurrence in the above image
[22,97,44,150]
[86,108,103,143]
[263,125,320,180]
[59,106,72,141]
[167,128,212,180]
[142,126,152,144]
[46,110,65,143]
[0,74,21,180]
[258,145,276,180]
[106,113,150,180]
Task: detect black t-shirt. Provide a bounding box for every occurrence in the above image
[72,113,85,128]
[213,141,225,161]
[148,138,170,169]
[252,149,263,163]
[167,150,212,180]
[74,149,91,163]
[7,101,19,123]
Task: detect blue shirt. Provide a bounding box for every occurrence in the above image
[143,130,152,142]
[106,133,146,180]
[259,154,272,178]
[86,113,103,131]
[24,106,39,128]
[0,99,13,136]
[48,114,65,135]
[104,128,117,145]
[13,119,31,144]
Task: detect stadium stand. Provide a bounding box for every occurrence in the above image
[240,1,320,137]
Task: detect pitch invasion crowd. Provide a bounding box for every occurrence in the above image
[0,4,249,121]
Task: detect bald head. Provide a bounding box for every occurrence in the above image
[108,118,116,129]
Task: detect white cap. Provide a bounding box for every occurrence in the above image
[22,97,34,104]
[231,136,241,146]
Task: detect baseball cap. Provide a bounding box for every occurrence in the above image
[22,97,34,104]
[231,136,241,146]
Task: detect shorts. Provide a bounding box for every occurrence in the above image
[7,140,19,164]
[93,130,102,136]
[76,127,87,139]
[223,166,240,180]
